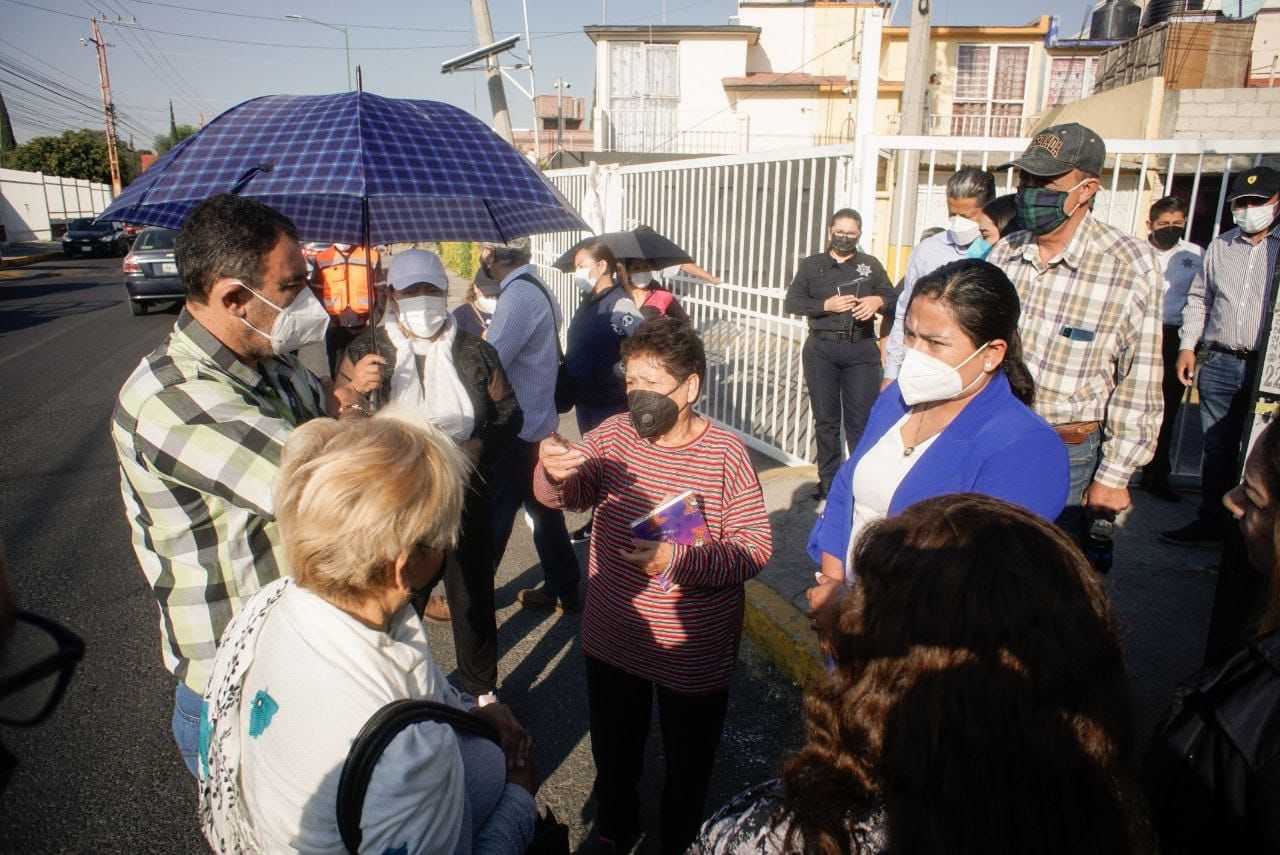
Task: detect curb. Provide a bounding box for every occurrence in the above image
[0,252,62,269]
[743,578,824,688]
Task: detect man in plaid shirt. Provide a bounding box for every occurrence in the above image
[112,195,376,777]
[988,124,1164,554]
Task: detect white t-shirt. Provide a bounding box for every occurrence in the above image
[1154,239,1203,326]
[846,413,937,575]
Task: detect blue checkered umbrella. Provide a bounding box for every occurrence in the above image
[98,92,588,243]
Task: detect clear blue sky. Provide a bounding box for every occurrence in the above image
[3,0,1083,148]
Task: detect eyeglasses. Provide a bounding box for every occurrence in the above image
[0,610,85,727]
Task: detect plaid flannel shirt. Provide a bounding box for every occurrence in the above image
[112,311,328,693]
[987,213,1164,489]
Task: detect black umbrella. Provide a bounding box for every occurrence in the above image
[551,225,693,273]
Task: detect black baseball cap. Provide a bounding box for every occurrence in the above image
[997,123,1106,177]
[1227,167,1280,203]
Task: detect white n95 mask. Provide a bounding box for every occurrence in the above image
[898,341,991,406]
[238,283,330,355]
[946,215,981,247]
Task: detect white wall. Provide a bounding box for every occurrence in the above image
[738,94,820,151]
[0,168,112,241]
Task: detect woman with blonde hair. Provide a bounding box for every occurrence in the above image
[199,409,538,854]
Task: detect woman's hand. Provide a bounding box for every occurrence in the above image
[539,434,587,484]
[850,295,885,321]
[619,539,674,577]
[347,354,386,395]
[471,702,532,772]
[806,568,847,654]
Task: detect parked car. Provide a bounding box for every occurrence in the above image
[123,227,184,316]
[122,223,144,239]
[62,219,130,258]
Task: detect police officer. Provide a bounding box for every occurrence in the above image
[785,208,894,501]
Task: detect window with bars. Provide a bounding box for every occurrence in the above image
[951,45,1030,137]
[1046,56,1096,107]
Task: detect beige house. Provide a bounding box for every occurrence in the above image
[585,2,1116,155]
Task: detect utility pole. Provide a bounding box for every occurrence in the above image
[554,77,569,157]
[521,0,541,163]
[87,17,122,195]
[891,0,931,274]
[469,0,513,143]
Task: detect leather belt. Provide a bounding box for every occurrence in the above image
[1054,421,1100,446]
[809,328,873,343]
[1208,342,1255,360]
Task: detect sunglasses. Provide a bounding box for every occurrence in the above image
[0,610,85,727]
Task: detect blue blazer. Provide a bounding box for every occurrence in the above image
[808,371,1070,565]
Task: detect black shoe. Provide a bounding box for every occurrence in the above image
[1160,520,1224,548]
[1142,480,1183,503]
[570,520,592,544]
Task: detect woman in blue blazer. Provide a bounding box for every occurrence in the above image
[809,259,1069,599]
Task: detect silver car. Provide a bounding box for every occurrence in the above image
[123,227,184,316]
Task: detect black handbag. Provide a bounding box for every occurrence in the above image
[336,698,569,855]
[512,274,578,414]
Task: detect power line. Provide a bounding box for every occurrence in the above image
[0,54,150,136]
[4,0,476,50]
[93,7,210,121]
[104,0,217,116]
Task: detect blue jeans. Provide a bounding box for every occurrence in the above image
[1197,350,1254,532]
[1055,429,1102,547]
[489,438,582,606]
[172,681,202,779]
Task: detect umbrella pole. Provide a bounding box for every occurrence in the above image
[354,69,383,410]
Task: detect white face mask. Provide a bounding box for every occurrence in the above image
[396,294,448,339]
[629,269,654,287]
[1233,201,1277,235]
[237,283,331,355]
[574,265,599,293]
[946,215,980,247]
[475,294,498,314]
[898,341,992,406]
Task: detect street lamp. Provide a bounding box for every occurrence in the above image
[285,14,351,91]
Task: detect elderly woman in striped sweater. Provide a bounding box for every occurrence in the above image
[534,316,773,854]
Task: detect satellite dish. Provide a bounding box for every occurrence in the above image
[1221,0,1266,20]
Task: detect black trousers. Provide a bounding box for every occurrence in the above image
[802,335,882,489]
[585,656,730,854]
[1145,324,1187,486]
[426,477,499,694]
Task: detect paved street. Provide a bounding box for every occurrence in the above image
[0,257,801,852]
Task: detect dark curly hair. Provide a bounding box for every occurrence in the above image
[780,494,1151,854]
[619,315,705,384]
[175,193,298,303]
[909,258,1037,406]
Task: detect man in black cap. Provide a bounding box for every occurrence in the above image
[1163,166,1280,548]
[987,123,1164,557]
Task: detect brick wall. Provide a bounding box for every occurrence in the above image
[1163,87,1280,138]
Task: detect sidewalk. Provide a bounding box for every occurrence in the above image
[0,240,62,269]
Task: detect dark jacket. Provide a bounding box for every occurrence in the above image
[348,326,523,468]
[784,249,895,335]
[808,371,1069,564]
[451,302,491,338]
[1145,631,1280,854]
[565,283,639,407]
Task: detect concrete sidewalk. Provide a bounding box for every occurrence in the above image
[0,240,63,268]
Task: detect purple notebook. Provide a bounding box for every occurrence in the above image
[629,491,709,590]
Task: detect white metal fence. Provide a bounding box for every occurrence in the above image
[0,167,114,242]
[537,135,1280,471]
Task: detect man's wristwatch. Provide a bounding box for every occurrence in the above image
[477,692,498,708]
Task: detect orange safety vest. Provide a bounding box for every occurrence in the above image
[314,245,380,325]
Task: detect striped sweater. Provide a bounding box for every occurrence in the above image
[534,414,772,693]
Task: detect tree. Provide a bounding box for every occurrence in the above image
[153,122,196,156]
[0,89,16,167]
[6,128,139,185]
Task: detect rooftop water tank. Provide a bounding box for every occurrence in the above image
[1092,0,1143,38]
